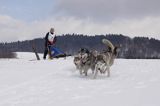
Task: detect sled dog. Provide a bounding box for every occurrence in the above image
[73,48,97,76]
[93,39,118,79]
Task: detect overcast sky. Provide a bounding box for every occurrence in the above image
[0,0,160,42]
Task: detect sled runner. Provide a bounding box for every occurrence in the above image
[48,45,66,59]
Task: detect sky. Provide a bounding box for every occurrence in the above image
[0,0,160,42]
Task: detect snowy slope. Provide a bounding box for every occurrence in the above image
[0,52,160,106]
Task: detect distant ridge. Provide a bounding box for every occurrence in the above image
[0,34,160,59]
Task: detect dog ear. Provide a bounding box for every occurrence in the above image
[92,50,99,57]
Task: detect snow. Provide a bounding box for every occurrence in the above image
[0,52,160,106]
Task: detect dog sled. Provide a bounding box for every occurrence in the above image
[48,45,67,59]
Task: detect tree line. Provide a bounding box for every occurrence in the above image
[0,34,160,59]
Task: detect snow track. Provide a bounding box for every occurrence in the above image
[0,52,160,106]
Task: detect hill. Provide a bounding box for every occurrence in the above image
[0,34,160,59]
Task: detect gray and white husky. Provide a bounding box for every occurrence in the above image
[93,39,118,79]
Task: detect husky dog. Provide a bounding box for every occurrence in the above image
[93,39,118,79]
[73,48,97,76]
[73,55,81,70]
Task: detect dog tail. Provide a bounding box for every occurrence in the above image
[102,39,115,52]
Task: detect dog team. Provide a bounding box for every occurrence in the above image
[73,39,118,79]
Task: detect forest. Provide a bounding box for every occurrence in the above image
[0,34,160,59]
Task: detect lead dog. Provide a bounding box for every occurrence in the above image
[73,48,97,76]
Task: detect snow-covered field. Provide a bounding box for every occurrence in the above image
[0,52,160,106]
